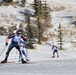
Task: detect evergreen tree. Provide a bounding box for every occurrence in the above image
[57,23,63,50]
[26,15,34,49]
[32,0,52,43]
[21,0,26,4]
[0,26,5,35]
[33,0,42,16]
[33,0,38,15]
[42,1,52,29]
[36,16,44,44]
[42,1,50,20]
[18,23,25,35]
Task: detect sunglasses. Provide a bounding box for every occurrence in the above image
[17,33,21,35]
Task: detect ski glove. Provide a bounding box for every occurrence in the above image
[25,39,28,42]
[5,42,8,46]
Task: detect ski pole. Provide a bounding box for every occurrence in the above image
[15,50,18,59]
[0,46,6,56]
[58,50,66,57]
[45,42,52,46]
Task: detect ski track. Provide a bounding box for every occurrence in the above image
[0,59,76,75]
[0,36,76,75]
[0,0,76,74]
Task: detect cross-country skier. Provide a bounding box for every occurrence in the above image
[52,45,59,58]
[18,40,29,62]
[1,30,27,63]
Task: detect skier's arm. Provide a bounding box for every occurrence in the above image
[55,46,58,51]
[5,34,15,46]
[6,37,9,42]
[21,35,28,42]
[52,45,54,49]
[5,37,9,46]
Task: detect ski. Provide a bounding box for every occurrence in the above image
[0,61,33,64]
[51,56,59,58]
[0,61,15,64]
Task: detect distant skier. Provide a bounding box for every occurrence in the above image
[52,45,59,58]
[18,40,29,62]
[1,30,28,63]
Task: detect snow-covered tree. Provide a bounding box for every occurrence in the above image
[26,15,34,49]
[57,23,63,50]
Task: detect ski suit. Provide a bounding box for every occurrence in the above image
[19,40,29,61]
[52,45,59,58]
[1,32,27,63]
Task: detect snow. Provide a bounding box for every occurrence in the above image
[26,0,34,3]
[0,36,76,75]
[0,5,24,27]
[0,0,76,75]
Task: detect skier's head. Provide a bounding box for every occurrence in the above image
[16,30,22,36]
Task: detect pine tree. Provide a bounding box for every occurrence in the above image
[33,0,38,16]
[0,26,5,35]
[26,15,34,49]
[42,1,52,29]
[32,0,52,43]
[33,0,42,16]
[57,23,63,50]
[37,17,42,43]
[21,0,26,4]
[42,1,50,20]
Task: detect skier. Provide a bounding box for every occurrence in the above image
[1,30,27,63]
[18,40,29,62]
[52,45,59,58]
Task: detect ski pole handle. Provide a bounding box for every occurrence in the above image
[5,42,8,46]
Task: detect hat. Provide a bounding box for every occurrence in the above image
[16,30,22,34]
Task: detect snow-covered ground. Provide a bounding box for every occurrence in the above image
[0,0,76,28]
[0,36,76,75]
[0,0,76,75]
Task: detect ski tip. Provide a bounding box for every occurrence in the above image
[0,62,15,64]
[0,61,33,64]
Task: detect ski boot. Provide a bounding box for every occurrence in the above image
[52,56,54,58]
[21,59,27,64]
[57,55,59,58]
[26,59,29,61]
[18,59,21,62]
[1,59,7,63]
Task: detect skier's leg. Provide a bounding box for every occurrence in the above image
[1,44,14,63]
[22,50,27,57]
[52,51,55,58]
[56,51,59,57]
[16,46,22,57]
[18,54,21,62]
[22,50,29,61]
[16,46,27,63]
